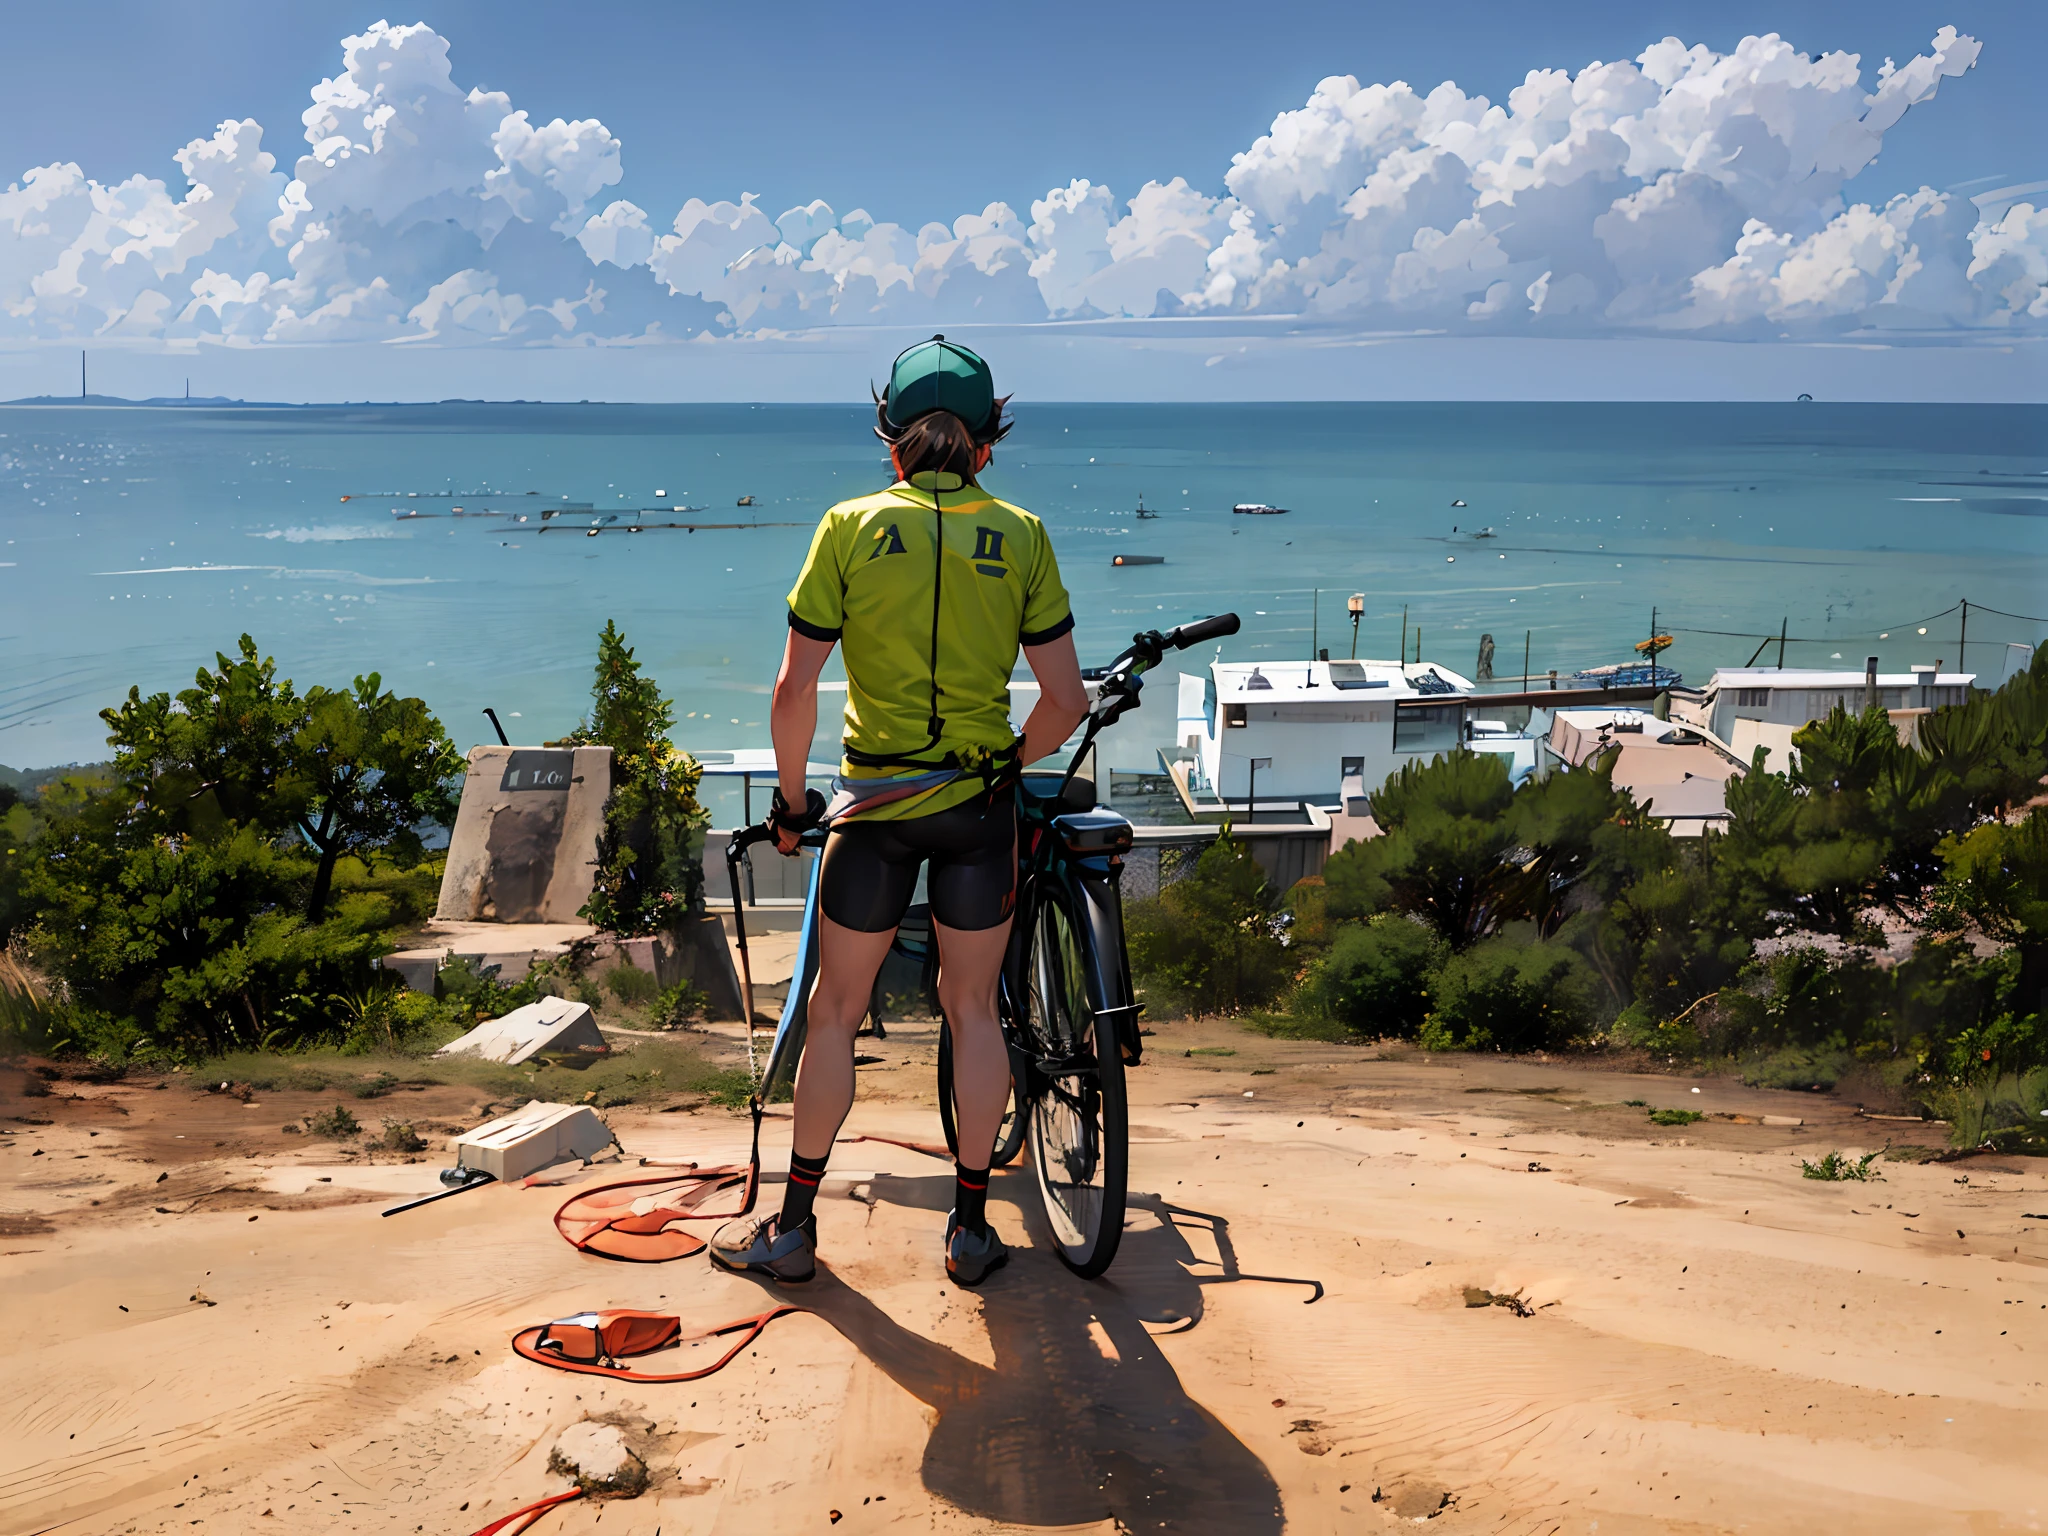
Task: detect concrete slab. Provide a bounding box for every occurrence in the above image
[435,745,611,923]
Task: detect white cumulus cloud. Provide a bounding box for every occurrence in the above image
[0,19,2031,353]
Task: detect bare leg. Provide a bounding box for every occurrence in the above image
[790,915,896,1162]
[933,915,1015,1169]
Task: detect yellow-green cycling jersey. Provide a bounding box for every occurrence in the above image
[787,470,1073,820]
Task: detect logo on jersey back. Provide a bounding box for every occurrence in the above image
[972,526,1007,577]
[867,522,907,560]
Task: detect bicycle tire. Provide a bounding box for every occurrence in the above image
[936,1015,1026,1168]
[1021,884,1128,1277]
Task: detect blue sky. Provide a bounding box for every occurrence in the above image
[0,2,2041,399]
[1,1,2040,228]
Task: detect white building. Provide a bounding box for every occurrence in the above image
[1680,664,1973,769]
[1175,657,1500,808]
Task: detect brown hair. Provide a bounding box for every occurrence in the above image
[871,394,1012,483]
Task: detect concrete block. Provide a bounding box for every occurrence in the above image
[436,745,612,923]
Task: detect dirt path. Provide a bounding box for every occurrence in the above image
[4,1022,2046,1534]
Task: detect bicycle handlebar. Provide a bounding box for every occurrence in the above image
[1164,613,1240,650]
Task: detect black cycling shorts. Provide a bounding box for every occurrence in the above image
[817,796,1017,934]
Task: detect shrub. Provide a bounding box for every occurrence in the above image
[1417,936,1597,1053]
[378,1121,426,1153]
[603,964,659,1005]
[1127,828,1290,1015]
[1295,916,1446,1037]
[306,1105,360,1138]
[1647,1107,1704,1126]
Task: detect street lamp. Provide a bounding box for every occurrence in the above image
[1347,593,1365,659]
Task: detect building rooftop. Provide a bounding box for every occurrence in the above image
[1705,667,1973,690]
[1212,658,1476,702]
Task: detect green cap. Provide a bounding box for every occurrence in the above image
[882,334,998,436]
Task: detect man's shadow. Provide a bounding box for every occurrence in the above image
[757,1170,1290,1533]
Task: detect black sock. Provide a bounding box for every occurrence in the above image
[954,1162,990,1235]
[781,1150,829,1231]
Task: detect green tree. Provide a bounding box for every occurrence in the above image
[1128,828,1290,1014]
[1508,746,1638,939]
[286,674,461,920]
[1930,808,2048,1021]
[100,635,304,840]
[1325,750,1532,948]
[556,622,711,933]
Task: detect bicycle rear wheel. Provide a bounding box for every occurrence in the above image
[936,1015,1026,1168]
[1022,887,1127,1277]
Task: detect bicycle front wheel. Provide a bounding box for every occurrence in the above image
[1022,885,1127,1277]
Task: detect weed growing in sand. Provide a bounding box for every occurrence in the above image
[1801,1150,1882,1181]
[378,1121,426,1153]
[306,1105,360,1138]
[1186,1046,1237,1057]
[1623,1098,1647,1106]
[350,1071,400,1099]
[650,980,710,1031]
[1647,1107,1703,1126]
[1237,1011,1358,1043]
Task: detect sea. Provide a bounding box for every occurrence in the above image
[2,401,2042,825]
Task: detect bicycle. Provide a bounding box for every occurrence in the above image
[728,611,1241,1279]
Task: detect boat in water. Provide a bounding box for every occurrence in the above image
[1135,495,1159,520]
[1111,553,1165,566]
[1570,661,1683,690]
[1232,502,1288,515]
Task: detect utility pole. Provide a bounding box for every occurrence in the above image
[1776,616,1788,669]
[1523,630,1531,687]
[80,349,85,399]
[1311,589,1318,662]
[1959,599,1968,674]
[1415,626,1423,664]
[1347,593,1364,659]
[1400,604,1408,666]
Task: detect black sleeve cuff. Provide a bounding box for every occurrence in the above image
[1020,612,1075,647]
[788,610,842,642]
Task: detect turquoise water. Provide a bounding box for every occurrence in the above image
[2,401,2043,822]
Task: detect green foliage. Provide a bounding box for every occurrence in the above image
[283,672,462,919]
[603,963,660,1005]
[1294,915,1446,1037]
[1128,828,1290,1014]
[378,1121,427,1153]
[1647,1107,1704,1126]
[1802,1150,1881,1181]
[10,636,461,1061]
[1326,750,1527,947]
[650,980,709,1029]
[306,1104,360,1138]
[1417,935,1597,1052]
[1326,747,1642,953]
[556,622,711,934]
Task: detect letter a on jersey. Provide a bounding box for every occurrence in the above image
[868,523,907,560]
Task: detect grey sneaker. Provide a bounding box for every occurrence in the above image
[709,1213,816,1282]
[945,1213,1008,1287]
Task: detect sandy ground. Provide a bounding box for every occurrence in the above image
[4,1020,2048,1536]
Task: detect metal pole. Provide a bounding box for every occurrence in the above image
[1416,626,1422,664]
[1523,630,1531,687]
[1311,589,1318,661]
[1400,605,1407,666]
[1247,757,1256,824]
[1959,600,1967,674]
[1777,617,1787,669]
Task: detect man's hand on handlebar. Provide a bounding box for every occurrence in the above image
[767,786,826,856]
